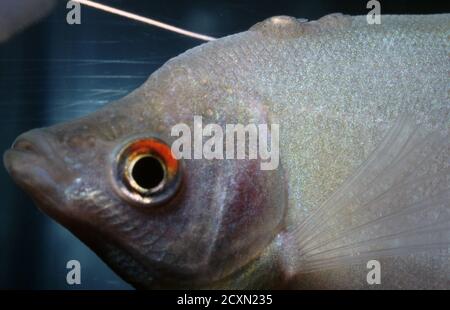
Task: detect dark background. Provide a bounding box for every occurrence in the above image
[0,0,448,289]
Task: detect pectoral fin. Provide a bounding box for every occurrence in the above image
[282,114,450,280]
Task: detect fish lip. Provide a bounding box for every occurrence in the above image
[3,130,72,212]
[9,129,56,158]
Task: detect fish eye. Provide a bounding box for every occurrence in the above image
[112,137,182,207]
[130,155,165,192]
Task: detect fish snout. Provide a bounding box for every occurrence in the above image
[3,128,70,192]
[10,129,55,158]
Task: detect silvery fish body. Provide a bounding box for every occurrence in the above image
[3,14,450,289]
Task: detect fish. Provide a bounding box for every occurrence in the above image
[3,13,450,289]
[0,0,56,42]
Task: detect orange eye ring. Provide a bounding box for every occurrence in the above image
[112,137,182,207]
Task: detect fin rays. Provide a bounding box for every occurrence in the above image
[284,115,450,276]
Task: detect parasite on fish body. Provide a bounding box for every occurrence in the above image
[3,13,450,289]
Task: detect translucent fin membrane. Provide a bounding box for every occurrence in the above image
[285,115,450,273]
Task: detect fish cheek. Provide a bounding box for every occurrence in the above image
[207,159,287,281]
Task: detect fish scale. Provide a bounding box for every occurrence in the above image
[4,13,450,289]
[166,14,448,217]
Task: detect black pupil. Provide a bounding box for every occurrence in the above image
[131,156,165,190]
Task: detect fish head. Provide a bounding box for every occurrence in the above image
[3,49,287,288]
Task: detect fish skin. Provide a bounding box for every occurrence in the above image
[0,0,56,42]
[3,14,450,289]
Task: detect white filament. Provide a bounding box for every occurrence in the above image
[72,0,216,42]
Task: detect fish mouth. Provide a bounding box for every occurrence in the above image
[3,129,71,214]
